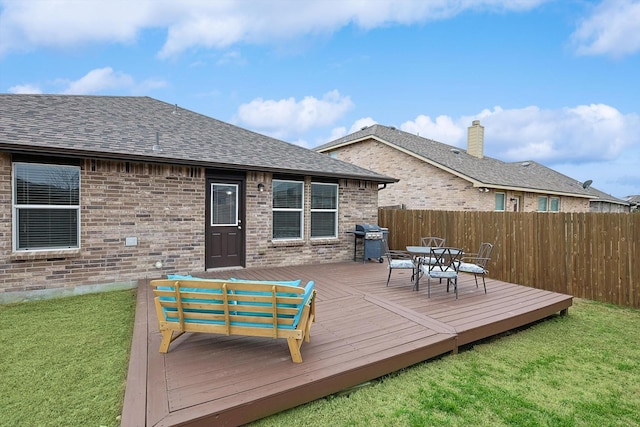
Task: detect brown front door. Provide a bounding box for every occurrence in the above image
[205,175,245,269]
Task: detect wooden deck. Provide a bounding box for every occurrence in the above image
[121,261,573,426]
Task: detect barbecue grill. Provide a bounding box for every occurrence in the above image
[351,224,388,263]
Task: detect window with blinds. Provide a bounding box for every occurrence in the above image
[310,183,338,238]
[272,179,303,239]
[13,162,80,250]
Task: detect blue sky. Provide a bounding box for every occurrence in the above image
[1,0,639,198]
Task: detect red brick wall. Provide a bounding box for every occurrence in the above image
[0,154,379,300]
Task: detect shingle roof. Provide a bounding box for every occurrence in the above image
[316,124,623,200]
[624,194,640,204]
[623,195,640,206]
[585,187,630,205]
[0,94,395,183]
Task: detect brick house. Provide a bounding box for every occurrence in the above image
[624,195,640,212]
[315,121,629,213]
[0,94,396,302]
[587,187,632,213]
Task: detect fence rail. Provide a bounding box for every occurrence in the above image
[378,209,639,309]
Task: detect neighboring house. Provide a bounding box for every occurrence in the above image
[624,195,640,212]
[315,121,628,213]
[0,94,395,302]
[587,187,631,213]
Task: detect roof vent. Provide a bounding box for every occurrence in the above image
[360,126,368,130]
[450,148,460,154]
[153,132,163,152]
[521,161,531,167]
[172,104,180,115]
[389,126,396,130]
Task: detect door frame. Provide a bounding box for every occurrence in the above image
[205,171,246,269]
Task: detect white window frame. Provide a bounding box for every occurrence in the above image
[210,183,238,226]
[495,192,506,211]
[12,161,81,252]
[310,182,338,239]
[272,179,304,240]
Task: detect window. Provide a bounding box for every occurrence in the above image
[550,197,560,212]
[13,162,80,251]
[311,183,338,238]
[495,193,506,211]
[272,179,303,239]
[538,196,548,212]
[210,183,238,226]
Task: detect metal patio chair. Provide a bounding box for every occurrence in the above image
[383,238,416,286]
[420,236,446,248]
[418,236,446,266]
[457,242,494,293]
[421,247,464,299]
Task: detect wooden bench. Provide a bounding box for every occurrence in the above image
[150,277,316,363]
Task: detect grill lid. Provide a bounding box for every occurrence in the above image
[355,224,382,233]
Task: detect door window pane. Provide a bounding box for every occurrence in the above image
[211,184,238,226]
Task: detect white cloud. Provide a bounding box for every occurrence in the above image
[320,117,377,146]
[8,83,41,94]
[383,104,640,167]
[326,126,348,142]
[134,78,169,94]
[61,67,134,95]
[12,67,168,95]
[9,0,637,61]
[552,156,640,198]
[341,103,640,196]
[571,0,640,58]
[0,0,158,56]
[216,51,246,66]
[349,117,377,133]
[400,115,465,143]
[469,104,640,163]
[0,0,550,58]
[236,90,354,138]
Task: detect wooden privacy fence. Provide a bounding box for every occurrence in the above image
[378,209,639,309]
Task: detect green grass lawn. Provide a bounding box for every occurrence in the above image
[251,299,640,427]
[2,292,639,427]
[0,290,135,427]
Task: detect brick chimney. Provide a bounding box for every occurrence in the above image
[467,120,484,159]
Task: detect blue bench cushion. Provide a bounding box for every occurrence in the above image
[228,278,315,328]
[229,278,301,287]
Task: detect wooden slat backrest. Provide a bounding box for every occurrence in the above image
[151,279,308,331]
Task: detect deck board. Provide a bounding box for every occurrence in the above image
[121,261,572,426]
